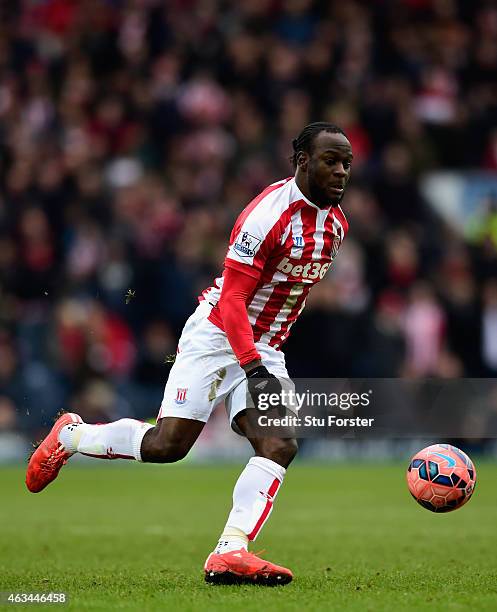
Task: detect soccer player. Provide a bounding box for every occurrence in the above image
[26,122,353,585]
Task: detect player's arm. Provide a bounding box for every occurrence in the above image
[218,266,261,370]
[220,190,288,400]
[218,267,281,405]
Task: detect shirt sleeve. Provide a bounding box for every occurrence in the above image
[225,191,285,280]
[218,266,261,367]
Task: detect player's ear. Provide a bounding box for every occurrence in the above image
[296,151,309,171]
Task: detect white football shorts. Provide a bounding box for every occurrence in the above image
[157,300,291,433]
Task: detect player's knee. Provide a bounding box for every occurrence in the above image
[145,441,190,463]
[258,438,298,468]
[141,428,191,463]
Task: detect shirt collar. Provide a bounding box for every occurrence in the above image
[290,176,333,211]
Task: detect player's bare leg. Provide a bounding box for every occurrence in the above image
[26,415,204,492]
[205,410,297,586]
[140,417,205,462]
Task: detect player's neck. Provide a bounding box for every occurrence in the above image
[294,173,335,210]
[294,172,310,201]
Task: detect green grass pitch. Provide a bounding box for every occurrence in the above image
[1,462,497,611]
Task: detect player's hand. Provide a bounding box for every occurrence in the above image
[246,365,283,411]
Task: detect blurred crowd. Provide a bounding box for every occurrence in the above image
[1,0,497,440]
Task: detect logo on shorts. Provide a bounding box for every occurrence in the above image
[233,231,261,257]
[175,388,188,404]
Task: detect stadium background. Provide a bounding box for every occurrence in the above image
[2,3,497,611]
[0,0,497,461]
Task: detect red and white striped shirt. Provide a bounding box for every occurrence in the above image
[200,177,348,350]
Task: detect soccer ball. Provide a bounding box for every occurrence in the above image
[406,444,476,513]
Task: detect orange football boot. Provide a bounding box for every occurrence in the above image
[204,548,293,586]
[26,412,83,493]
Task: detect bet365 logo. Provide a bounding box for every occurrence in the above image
[276,257,331,280]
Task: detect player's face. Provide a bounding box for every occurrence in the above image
[305,131,353,207]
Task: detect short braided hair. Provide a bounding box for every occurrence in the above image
[291,122,348,169]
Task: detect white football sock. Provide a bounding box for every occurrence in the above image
[214,527,248,554]
[214,456,286,552]
[59,419,154,461]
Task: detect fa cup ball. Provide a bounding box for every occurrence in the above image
[406,444,476,513]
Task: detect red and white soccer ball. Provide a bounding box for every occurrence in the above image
[406,444,476,513]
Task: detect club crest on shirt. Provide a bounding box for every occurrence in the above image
[233,231,261,257]
[175,388,188,404]
[331,234,342,258]
[292,235,304,248]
